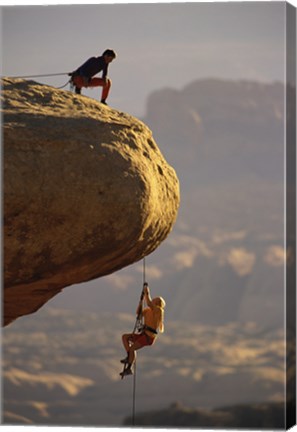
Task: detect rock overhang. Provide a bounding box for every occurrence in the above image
[2,78,180,325]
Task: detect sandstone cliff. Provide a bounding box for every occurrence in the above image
[3,78,180,326]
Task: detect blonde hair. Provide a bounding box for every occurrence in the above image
[153,297,166,333]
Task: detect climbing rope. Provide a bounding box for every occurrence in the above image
[119,258,148,426]
[56,79,71,89]
[131,256,146,426]
[2,72,72,91]
[132,358,137,426]
[4,72,70,79]
[143,256,146,285]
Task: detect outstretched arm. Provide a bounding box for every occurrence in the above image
[143,284,154,308]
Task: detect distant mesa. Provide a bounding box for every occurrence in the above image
[3,78,180,326]
[143,79,285,183]
[124,401,286,428]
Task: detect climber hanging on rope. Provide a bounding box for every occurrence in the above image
[120,283,166,378]
[69,49,117,105]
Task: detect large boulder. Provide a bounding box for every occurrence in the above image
[3,78,180,326]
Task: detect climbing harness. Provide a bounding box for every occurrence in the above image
[142,324,158,335]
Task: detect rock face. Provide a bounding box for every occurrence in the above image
[3,78,179,326]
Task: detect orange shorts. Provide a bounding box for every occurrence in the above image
[129,332,155,348]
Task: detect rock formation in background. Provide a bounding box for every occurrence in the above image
[3,78,180,326]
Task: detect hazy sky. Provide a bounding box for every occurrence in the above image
[1,5,291,429]
[2,1,285,115]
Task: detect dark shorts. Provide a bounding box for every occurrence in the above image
[129,332,155,348]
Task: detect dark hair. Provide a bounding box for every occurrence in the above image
[102,49,117,58]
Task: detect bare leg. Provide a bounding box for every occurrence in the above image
[127,340,142,369]
[122,333,132,353]
[121,333,143,367]
[120,335,143,377]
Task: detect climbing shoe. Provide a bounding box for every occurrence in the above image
[120,367,133,378]
[120,356,129,364]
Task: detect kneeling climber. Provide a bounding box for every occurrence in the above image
[70,49,117,105]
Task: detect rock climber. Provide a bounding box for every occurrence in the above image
[120,283,166,378]
[70,49,117,105]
